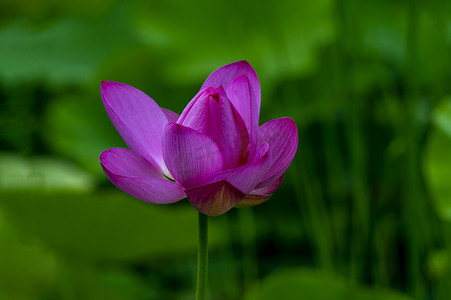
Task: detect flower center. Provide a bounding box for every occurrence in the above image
[210,91,220,103]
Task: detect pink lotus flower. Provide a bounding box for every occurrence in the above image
[100,61,298,216]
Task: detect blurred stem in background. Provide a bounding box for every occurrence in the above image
[239,208,259,288]
[334,0,370,283]
[402,0,425,298]
[219,214,241,299]
[293,140,334,270]
[196,213,208,300]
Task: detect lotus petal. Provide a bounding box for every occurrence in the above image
[256,118,298,188]
[206,143,271,194]
[100,148,185,204]
[185,180,245,216]
[226,75,259,160]
[234,194,272,208]
[162,108,180,123]
[163,123,223,189]
[101,81,169,175]
[235,175,283,208]
[178,87,249,170]
[201,61,261,111]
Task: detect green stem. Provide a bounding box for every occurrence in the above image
[196,212,209,300]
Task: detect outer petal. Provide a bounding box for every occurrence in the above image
[100,147,165,179]
[206,143,271,195]
[163,123,223,189]
[185,180,245,216]
[161,108,180,123]
[226,75,259,161]
[235,175,284,208]
[234,194,272,208]
[252,174,284,194]
[201,61,261,111]
[100,148,185,204]
[256,118,298,188]
[101,81,169,175]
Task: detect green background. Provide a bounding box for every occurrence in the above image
[1,0,451,299]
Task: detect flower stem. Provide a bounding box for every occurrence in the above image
[196,212,208,300]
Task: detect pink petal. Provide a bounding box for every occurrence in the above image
[101,81,169,175]
[100,147,164,178]
[162,123,223,189]
[185,180,245,216]
[201,61,261,111]
[178,87,249,170]
[217,98,250,169]
[100,148,185,204]
[177,88,215,134]
[161,108,180,123]
[226,75,259,161]
[206,143,271,194]
[256,118,298,188]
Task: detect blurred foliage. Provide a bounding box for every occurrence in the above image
[425,98,451,221]
[244,268,413,300]
[1,0,451,299]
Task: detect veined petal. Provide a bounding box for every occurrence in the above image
[163,123,223,189]
[210,89,249,170]
[100,147,165,178]
[226,75,259,160]
[177,88,212,133]
[162,108,180,123]
[185,180,245,216]
[100,148,185,204]
[201,61,261,111]
[101,81,169,175]
[256,118,298,188]
[178,87,249,170]
[217,98,250,169]
[206,143,271,195]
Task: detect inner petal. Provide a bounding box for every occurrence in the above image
[208,90,249,170]
[178,87,250,170]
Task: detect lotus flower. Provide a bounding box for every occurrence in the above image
[100,61,298,216]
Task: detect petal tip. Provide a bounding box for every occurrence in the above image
[284,117,298,127]
[100,80,121,90]
[234,60,251,67]
[99,147,120,164]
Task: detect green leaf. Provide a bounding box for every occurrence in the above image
[55,262,151,300]
[244,268,413,300]
[0,191,225,261]
[0,5,135,85]
[0,153,95,192]
[132,0,334,85]
[0,208,56,300]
